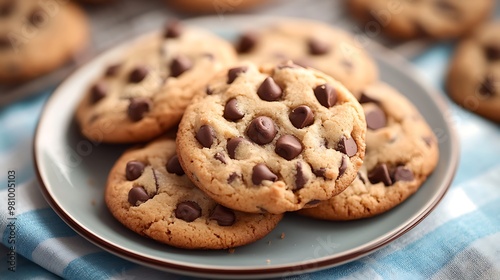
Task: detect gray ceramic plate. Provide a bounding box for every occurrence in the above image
[34,16,459,279]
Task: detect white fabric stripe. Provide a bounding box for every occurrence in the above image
[338,256,384,280]
[0,180,50,234]
[431,233,500,280]
[32,236,101,277]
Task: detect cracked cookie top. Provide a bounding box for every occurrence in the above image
[76,22,237,143]
[299,82,439,220]
[105,137,283,249]
[176,62,366,214]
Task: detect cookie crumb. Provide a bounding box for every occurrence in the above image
[280,232,285,239]
[268,241,272,245]
[228,248,235,254]
[91,199,96,206]
[266,259,271,264]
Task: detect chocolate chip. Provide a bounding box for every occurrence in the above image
[227,66,248,84]
[128,186,150,206]
[485,45,500,61]
[127,98,152,122]
[358,92,379,104]
[128,66,149,83]
[223,98,244,121]
[236,32,258,53]
[308,38,330,55]
[252,164,278,185]
[227,172,240,184]
[0,36,10,50]
[289,105,314,128]
[164,20,182,38]
[214,152,227,164]
[295,162,308,190]
[275,135,303,160]
[205,86,213,95]
[246,116,277,145]
[105,64,121,77]
[0,0,15,17]
[314,84,337,108]
[336,136,358,157]
[226,137,248,159]
[175,201,202,222]
[313,168,327,179]
[393,166,414,182]
[257,77,283,101]
[368,164,392,186]
[338,156,348,178]
[170,55,192,77]
[166,155,184,176]
[365,105,387,130]
[479,76,495,97]
[125,161,145,181]
[29,8,48,27]
[91,81,108,103]
[196,125,216,148]
[209,204,236,226]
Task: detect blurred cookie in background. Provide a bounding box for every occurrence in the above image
[165,0,272,15]
[76,22,238,143]
[0,0,89,84]
[446,21,500,123]
[235,19,378,97]
[347,0,494,41]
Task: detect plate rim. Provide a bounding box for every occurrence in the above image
[32,15,460,279]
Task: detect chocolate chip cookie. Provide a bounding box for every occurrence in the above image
[347,0,494,40]
[176,62,367,214]
[105,137,283,249]
[235,19,378,96]
[299,83,439,220]
[76,22,238,143]
[446,21,500,123]
[0,0,89,83]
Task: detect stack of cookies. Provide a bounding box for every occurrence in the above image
[75,19,439,250]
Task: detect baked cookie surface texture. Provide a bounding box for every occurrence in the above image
[176,62,367,214]
[106,137,283,249]
[235,19,378,96]
[299,83,439,220]
[76,22,238,143]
